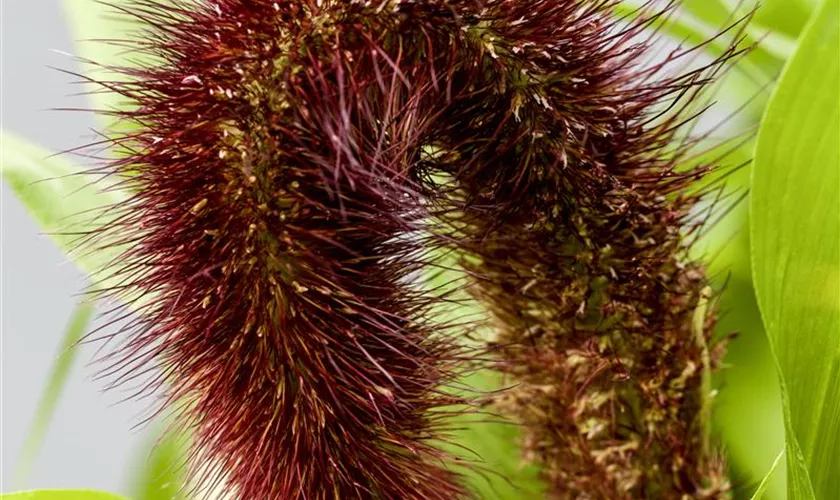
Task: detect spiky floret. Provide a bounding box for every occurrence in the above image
[86,1,480,498]
[410,1,742,497]
[81,0,742,498]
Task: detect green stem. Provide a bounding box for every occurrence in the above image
[692,286,713,458]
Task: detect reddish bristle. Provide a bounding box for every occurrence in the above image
[79,1,744,498]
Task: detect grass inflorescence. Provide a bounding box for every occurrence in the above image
[79,1,748,498]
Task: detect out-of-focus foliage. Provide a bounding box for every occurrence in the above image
[419,254,546,499]
[62,0,156,130]
[128,429,188,500]
[12,304,95,488]
[751,1,840,498]
[749,450,785,500]
[445,370,546,499]
[0,131,127,278]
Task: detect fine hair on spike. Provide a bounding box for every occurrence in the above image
[72,0,751,498]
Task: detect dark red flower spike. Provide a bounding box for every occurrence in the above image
[78,1,746,498]
[84,1,478,498]
[412,1,745,497]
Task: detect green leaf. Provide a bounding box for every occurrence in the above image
[61,0,134,121]
[129,428,188,500]
[12,303,96,488]
[420,250,546,498]
[711,276,787,500]
[444,369,545,500]
[683,0,798,63]
[1,131,128,280]
[750,449,786,500]
[614,0,794,81]
[750,0,840,498]
[0,491,128,500]
[61,0,166,131]
[62,0,130,67]
[697,150,786,499]
[722,0,818,39]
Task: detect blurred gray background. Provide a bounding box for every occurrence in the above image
[2,0,152,495]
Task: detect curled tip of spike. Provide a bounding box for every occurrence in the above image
[78,1,744,498]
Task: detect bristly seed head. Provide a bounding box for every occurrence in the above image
[81,0,744,498]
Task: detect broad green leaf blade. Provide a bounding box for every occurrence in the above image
[1,131,128,280]
[750,450,785,500]
[12,303,96,488]
[750,0,840,498]
[0,491,127,500]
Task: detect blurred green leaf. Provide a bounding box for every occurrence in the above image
[444,369,545,500]
[1,130,128,280]
[615,0,794,81]
[696,148,786,499]
[751,0,840,498]
[750,450,785,500]
[723,0,818,39]
[62,0,130,66]
[0,491,127,500]
[712,277,787,500]
[12,303,96,488]
[129,428,188,500]
[683,0,797,63]
[420,251,545,499]
[62,0,136,115]
[711,274,787,500]
[62,0,165,132]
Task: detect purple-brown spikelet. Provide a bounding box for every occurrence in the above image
[412,1,742,498]
[79,0,745,498]
[85,1,477,498]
